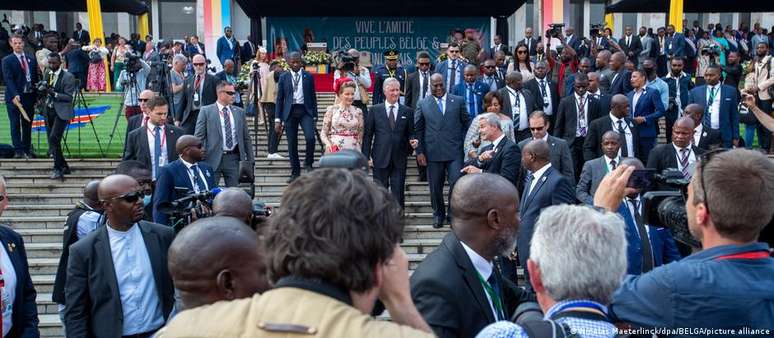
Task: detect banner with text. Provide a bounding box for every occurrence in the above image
[266,17,490,66]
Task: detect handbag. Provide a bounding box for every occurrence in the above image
[89,50,103,64]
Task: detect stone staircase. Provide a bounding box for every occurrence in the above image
[0,92,447,337]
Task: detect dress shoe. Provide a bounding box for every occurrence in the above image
[432,216,444,229]
[62,166,71,174]
[13,153,23,159]
[304,165,314,173]
[26,152,36,159]
[286,175,299,184]
[50,170,64,180]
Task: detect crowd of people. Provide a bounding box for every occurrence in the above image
[0,17,773,337]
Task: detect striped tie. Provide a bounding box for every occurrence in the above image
[679,148,690,178]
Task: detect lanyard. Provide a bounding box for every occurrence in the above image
[715,250,770,260]
[474,270,505,321]
[147,125,167,148]
[292,72,301,90]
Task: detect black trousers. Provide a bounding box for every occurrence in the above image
[427,158,462,220]
[7,93,34,155]
[286,105,316,176]
[570,138,585,183]
[46,109,69,170]
[263,103,281,154]
[373,161,407,208]
[181,109,199,135]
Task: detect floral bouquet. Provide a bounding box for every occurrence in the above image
[303,51,332,65]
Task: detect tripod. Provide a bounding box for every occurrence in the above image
[62,83,105,157]
[106,71,139,155]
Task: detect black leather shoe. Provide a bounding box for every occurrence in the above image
[432,216,444,229]
[62,166,71,174]
[304,165,314,173]
[50,170,64,180]
[286,175,299,184]
[13,153,23,159]
[26,152,36,159]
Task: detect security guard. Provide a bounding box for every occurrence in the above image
[373,49,408,105]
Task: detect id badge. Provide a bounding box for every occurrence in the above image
[193,93,199,102]
[399,96,405,105]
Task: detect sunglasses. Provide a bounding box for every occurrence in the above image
[138,98,150,102]
[529,126,545,131]
[418,62,431,66]
[222,91,236,96]
[105,190,143,203]
[193,63,206,66]
[484,65,496,69]
[0,194,4,202]
[698,148,726,215]
[448,50,460,53]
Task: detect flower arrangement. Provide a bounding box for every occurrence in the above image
[303,51,332,65]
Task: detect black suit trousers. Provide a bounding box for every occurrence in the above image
[6,93,35,154]
[46,108,69,170]
[181,109,199,135]
[570,137,585,182]
[373,161,407,208]
[286,105,316,176]
[262,103,281,154]
[427,159,462,219]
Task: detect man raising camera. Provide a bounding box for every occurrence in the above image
[41,53,76,180]
[594,149,774,332]
[334,49,371,112]
[116,54,151,119]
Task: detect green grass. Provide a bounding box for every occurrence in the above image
[0,94,126,158]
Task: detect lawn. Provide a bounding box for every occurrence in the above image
[0,94,126,158]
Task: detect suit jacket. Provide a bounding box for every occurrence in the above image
[520,38,538,55]
[123,124,184,173]
[452,81,489,119]
[53,206,98,305]
[554,94,603,145]
[64,221,175,338]
[411,232,532,338]
[524,77,559,116]
[490,42,511,57]
[241,41,256,62]
[404,71,428,109]
[517,166,575,267]
[0,225,39,338]
[184,42,206,58]
[434,59,466,89]
[276,70,317,121]
[688,84,739,148]
[617,202,681,275]
[497,87,540,125]
[216,36,237,65]
[414,94,469,162]
[662,73,694,120]
[194,103,255,169]
[584,115,639,162]
[609,70,633,96]
[593,93,612,117]
[64,48,89,74]
[2,53,40,103]
[627,88,666,138]
[43,69,76,120]
[566,35,582,51]
[619,35,643,63]
[176,73,218,124]
[518,135,574,181]
[73,30,91,45]
[153,159,217,225]
[468,138,521,187]
[666,33,687,58]
[695,126,722,151]
[480,74,505,92]
[576,156,610,205]
[363,103,414,169]
[646,143,705,174]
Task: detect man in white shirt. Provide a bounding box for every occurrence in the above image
[124,96,184,181]
[684,103,721,151]
[647,117,704,180]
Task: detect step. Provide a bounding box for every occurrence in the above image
[39,314,64,338]
[15,228,64,243]
[3,205,75,217]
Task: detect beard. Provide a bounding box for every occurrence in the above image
[493,226,518,258]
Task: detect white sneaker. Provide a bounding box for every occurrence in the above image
[267,153,285,159]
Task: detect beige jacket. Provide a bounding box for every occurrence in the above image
[157,288,435,338]
[750,55,774,100]
[260,70,279,104]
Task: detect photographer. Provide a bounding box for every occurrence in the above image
[170,54,187,114]
[334,48,371,111]
[594,151,774,332]
[116,53,151,119]
[41,53,76,180]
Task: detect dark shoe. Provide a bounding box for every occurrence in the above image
[304,165,314,173]
[13,153,23,159]
[26,151,36,159]
[22,153,31,160]
[286,175,299,184]
[62,166,71,174]
[432,216,444,229]
[50,170,64,180]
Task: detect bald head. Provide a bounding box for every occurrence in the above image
[524,139,551,162]
[176,135,200,154]
[675,116,695,130]
[610,94,630,118]
[602,130,621,143]
[621,157,643,169]
[212,188,253,223]
[98,174,137,201]
[684,103,704,127]
[168,216,269,310]
[83,180,101,209]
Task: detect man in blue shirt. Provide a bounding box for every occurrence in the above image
[593,149,774,335]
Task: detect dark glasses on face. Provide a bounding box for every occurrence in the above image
[530,126,545,131]
[418,62,431,66]
[193,63,205,66]
[484,65,496,68]
[222,91,236,96]
[138,98,150,102]
[517,50,528,54]
[107,190,143,203]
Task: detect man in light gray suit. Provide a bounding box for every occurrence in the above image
[518,111,574,184]
[415,73,470,228]
[576,131,622,205]
[43,53,76,180]
[194,81,254,187]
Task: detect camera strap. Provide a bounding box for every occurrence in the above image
[714,250,770,261]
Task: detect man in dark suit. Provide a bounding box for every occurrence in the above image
[563,57,593,97]
[405,52,433,109]
[577,131,621,205]
[491,34,511,58]
[564,27,582,52]
[619,26,643,65]
[481,59,505,93]
[363,78,414,208]
[65,174,175,338]
[125,90,156,139]
[275,52,318,183]
[195,82,254,187]
[665,25,686,59]
[452,64,489,122]
[521,28,537,56]
[415,73,470,228]
[241,36,256,63]
[63,40,88,90]
[72,23,90,45]
[185,35,206,58]
[213,59,243,107]
[554,73,603,181]
[411,173,532,338]
[628,68,665,161]
[42,53,76,180]
[518,140,575,286]
[153,136,217,226]
[647,117,704,180]
[2,34,39,158]
[435,42,466,92]
[124,95,184,181]
[176,54,218,135]
[684,103,721,151]
[216,27,238,74]
[518,111,574,182]
[524,61,559,129]
[588,72,612,116]
[687,65,739,148]
[53,180,102,322]
[663,57,694,143]
[499,72,540,141]
[584,94,639,162]
[608,52,633,96]
[461,113,521,188]
[0,177,40,338]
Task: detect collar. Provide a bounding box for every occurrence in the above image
[634,87,645,94]
[466,81,476,87]
[385,100,399,110]
[545,300,609,319]
[216,102,230,112]
[274,276,352,306]
[672,142,692,153]
[604,155,620,165]
[574,92,587,102]
[695,124,704,134]
[647,78,662,86]
[707,84,719,91]
[684,243,771,262]
[533,134,549,143]
[666,71,687,79]
[180,158,196,169]
[506,86,519,96]
[106,222,138,236]
[147,120,164,130]
[14,52,25,58]
[434,94,447,102]
[49,68,62,77]
[626,195,641,204]
[492,133,506,148]
[292,69,303,77]
[532,163,552,180]
[609,113,625,124]
[536,76,547,82]
[460,241,493,280]
[590,90,602,96]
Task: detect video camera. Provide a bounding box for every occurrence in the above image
[590,24,604,38]
[547,23,564,39]
[641,169,698,247]
[125,53,144,74]
[338,51,358,73]
[158,187,222,232]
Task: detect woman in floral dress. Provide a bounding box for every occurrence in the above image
[82,38,109,92]
[320,78,364,153]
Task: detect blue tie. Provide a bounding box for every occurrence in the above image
[153,126,161,180]
[191,164,207,193]
[467,84,476,116]
[437,97,444,115]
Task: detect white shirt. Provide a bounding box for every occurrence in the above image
[15,52,30,83]
[435,94,447,115]
[76,210,101,240]
[419,71,431,99]
[672,143,696,174]
[605,155,621,172]
[574,93,589,137]
[632,88,645,111]
[291,70,304,104]
[145,121,168,179]
[491,133,506,151]
[527,163,552,197]
[1,243,17,337]
[610,113,635,158]
[385,101,399,123]
[537,77,553,115]
[334,68,372,101]
[181,158,210,193]
[706,85,721,129]
[506,87,528,130]
[106,224,164,335]
[693,124,704,147]
[216,102,238,151]
[460,241,498,321]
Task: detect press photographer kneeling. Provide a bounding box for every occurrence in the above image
[594,149,774,333]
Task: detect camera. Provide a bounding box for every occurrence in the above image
[125,53,144,74]
[590,24,604,38]
[249,200,272,230]
[158,188,219,232]
[701,45,720,56]
[641,169,698,247]
[338,51,358,73]
[547,23,564,39]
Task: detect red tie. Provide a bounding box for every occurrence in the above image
[194,74,202,90]
[19,55,28,75]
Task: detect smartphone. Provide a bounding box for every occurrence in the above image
[627,169,656,190]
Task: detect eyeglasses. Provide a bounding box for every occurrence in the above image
[448,50,460,54]
[105,190,143,204]
[222,91,236,96]
[193,63,205,66]
[418,62,431,66]
[0,194,5,202]
[138,98,150,102]
[697,148,726,215]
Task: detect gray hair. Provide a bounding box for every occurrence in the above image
[382,77,400,91]
[530,205,627,305]
[479,113,502,130]
[173,54,187,65]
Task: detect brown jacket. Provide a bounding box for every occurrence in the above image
[260,70,279,104]
[157,288,435,338]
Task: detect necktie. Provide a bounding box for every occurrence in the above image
[629,198,654,273]
[190,164,207,193]
[675,76,682,114]
[524,174,535,198]
[705,86,717,126]
[19,55,29,80]
[577,95,587,137]
[679,148,691,178]
[421,72,429,99]
[153,126,162,179]
[388,105,396,129]
[627,36,631,47]
[617,120,629,157]
[448,60,457,93]
[610,159,617,170]
[293,72,301,92]
[512,91,522,128]
[437,97,444,115]
[467,84,476,115]
[222,106,234,149]
[540,80,548,109]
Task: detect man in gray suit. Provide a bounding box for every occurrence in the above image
[43,53,76,180]
[576,131,622,205]
[518,111,574,183]
[415,73,470,228]
[195,81,254,187]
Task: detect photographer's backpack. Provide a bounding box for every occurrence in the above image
[520,311,631,338]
